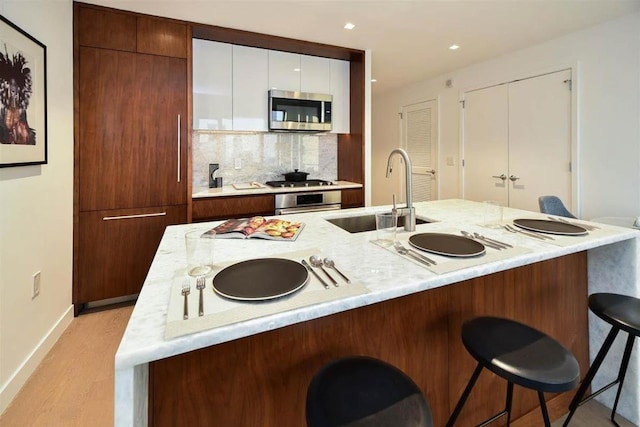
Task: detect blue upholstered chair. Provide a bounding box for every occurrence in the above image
[538,195,576,218]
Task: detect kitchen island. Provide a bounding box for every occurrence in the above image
[114,199,640,426]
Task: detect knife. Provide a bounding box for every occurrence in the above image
[473,232,513,248]
[301,259,330,289]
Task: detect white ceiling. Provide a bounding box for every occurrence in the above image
[91,0,640,94]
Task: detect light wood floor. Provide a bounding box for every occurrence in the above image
[0,305,636,426]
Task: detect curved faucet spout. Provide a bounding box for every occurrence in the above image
[386,148,413,209]
[386,148,415,231]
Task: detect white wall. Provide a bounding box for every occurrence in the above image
[0,0,74,413]
[372,11,640,220]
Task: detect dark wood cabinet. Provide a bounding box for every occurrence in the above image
[74,3,189,312]
[192,195,275,222]
[137,16,187,58]
[76,6,136,52]
[77,206,186,303]
[341,188,364,208]
[78,47,187,211]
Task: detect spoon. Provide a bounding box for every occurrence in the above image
[309,255,338,286]
[323,258,351,283]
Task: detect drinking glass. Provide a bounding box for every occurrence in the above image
[375,212,398,247]
[482,200,503,228]
[185,230,215,277]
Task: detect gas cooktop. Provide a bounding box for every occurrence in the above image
[265,179,335,188]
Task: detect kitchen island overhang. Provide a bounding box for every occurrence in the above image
[114,199,640,426]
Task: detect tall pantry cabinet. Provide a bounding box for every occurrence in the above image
[73,3,188,313]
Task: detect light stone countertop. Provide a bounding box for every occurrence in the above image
[192,180,362,198]
[114,199,640,426]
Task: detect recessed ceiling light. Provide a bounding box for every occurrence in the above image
[371,79,377,83]
[449,44,460,50]
[294,68,301,72]
[344,22,355,30]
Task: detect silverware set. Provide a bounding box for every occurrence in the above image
[393,241,437,266]
[547,216,599,231]
[302,256,351,288]
[460,231,512,250]
[182,275,206,319]
[503,224,554,240]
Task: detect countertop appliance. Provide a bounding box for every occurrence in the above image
[266,179,335,188]
[269,90,332,132]
[275,190,341,215]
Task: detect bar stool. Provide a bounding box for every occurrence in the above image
[446,316,580,427]
[563,293,640,426]
[306,356,433,427]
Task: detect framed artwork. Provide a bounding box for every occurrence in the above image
[0,14,47,167]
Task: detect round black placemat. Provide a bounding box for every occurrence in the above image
[513,219,587,236]
[213,258,309,301]
[408,233,485,257]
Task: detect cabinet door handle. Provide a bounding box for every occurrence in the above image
[103,212,167,221]
[177,114,181,183]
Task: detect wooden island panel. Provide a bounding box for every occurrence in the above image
[149,252,588,426]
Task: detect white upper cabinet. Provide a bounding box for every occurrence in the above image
[192,39,232,130]
[193,42,350,133]
[301,55,331,94]
[268,51,301,92]
[330,59,350,134]
[233,46,268,131]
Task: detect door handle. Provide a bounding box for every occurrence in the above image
[426,169,436,176]
[509,175,520,182]
[491,174,507,181]
[177,114,181,183]
[103,212,167,221]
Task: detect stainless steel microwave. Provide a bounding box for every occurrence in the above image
[268,90,332,132]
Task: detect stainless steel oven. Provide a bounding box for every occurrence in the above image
[275,191,341,215]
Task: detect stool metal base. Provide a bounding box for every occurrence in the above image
[563,326,636,427]
[445,363,552,427]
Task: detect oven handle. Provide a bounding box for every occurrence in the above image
[276,205,341,215]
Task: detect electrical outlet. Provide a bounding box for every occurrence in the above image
[32,271,41,299]
[234,158,242,169]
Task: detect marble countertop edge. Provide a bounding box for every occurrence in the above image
[115,200,640,370]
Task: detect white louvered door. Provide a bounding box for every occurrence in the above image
[402,100,438,202]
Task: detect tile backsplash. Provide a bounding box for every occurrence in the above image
[192,132,338,189]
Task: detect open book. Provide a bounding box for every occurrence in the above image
[202,216,305,241]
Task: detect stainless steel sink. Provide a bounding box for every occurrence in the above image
[326,213,430,233]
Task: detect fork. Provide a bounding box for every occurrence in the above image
[181,280,190,320]
[196,276,206,317]
[504,224,553,240]
[394,241,437,265]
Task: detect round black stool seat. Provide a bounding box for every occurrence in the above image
[589,293,640,337]
[446,317,579,427]
[462,316,580,393]
[306,356,433,427]
[563,293,640,426]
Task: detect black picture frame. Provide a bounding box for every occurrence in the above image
[0,14,47,167]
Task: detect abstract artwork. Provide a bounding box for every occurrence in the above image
[0,14,46,167]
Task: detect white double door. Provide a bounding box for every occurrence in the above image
[462,69,572,212]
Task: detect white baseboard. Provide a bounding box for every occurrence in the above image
[0,304,74,414]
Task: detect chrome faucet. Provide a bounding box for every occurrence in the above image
[386,148,416,231]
